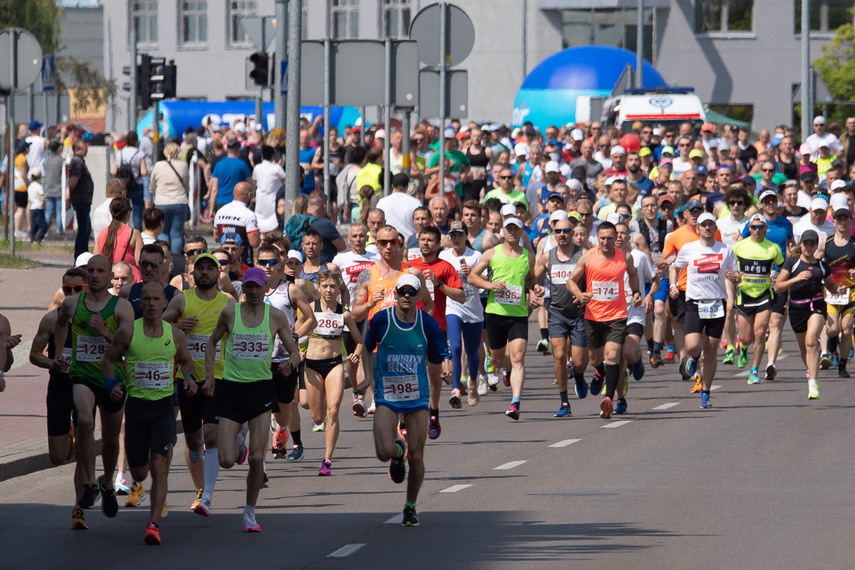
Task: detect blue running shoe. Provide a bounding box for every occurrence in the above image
[685,356,697,378]
[748,368,761,385]
[831,352,840,368]
[614,398,628,415]
[554,402,570,417]
[632,359,645,381]
[589,370,604,397]
[700,392,712,408]
[574,372,588,399]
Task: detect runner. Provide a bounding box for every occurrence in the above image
[304,271,364,475]
[101,282,197,545]
[120,244,180,318]
[820,207,855,377]
[565,222,642,419]
[203,267,299,532]
[775,230,838,399]
[533,218,589,416]
[53,254,135,529]
[467,216,539,420]
[673,213,738,408]
[733,214,785,384]
[365,274,451,527]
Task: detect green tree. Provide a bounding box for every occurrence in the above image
[814,22,855,102]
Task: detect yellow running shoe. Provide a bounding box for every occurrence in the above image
[691,374,703,393]
[190,489,203,511]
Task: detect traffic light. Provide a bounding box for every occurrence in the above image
[249,51,269,86]
[148,58,177,101]
[121,54,152,109]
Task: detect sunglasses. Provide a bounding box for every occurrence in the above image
[396,287,419,297]
[498,175,513,179]
[749,225,765,230]
[218,258,230,265]
[377,239,397,247]
[139,260,163,269]
[257,258,279,267]
[679,143,690,147]
[62,284,87,294]
[661,204,674,209]
[185,248,205,257]
[579,212,592,218]
[729,201,744,206]
[688,209,704,215]
[761,168,775,173]
[553,228,572,234]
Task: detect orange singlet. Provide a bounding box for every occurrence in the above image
[584,246,629,322]
[366,262,411,321]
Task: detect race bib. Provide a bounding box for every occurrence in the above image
[471,166,487,180]
[134,361,171,389]
[591,281,620,302]
[826,287,850,306]
[314,312,344,337]
[232,333,269,359]
[550,264,574,285]
[187,334,221,361]
[495,285,523,306]
[384,375,420,402]
[76,335,109,362]
[62,347,72,361]
[463,281,476,302]
[697,299,725,319]
[407,248,421,261]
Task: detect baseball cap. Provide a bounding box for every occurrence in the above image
[814,116,826,125]
[549,210,569,223]
[503,217,523,228]
[500,204,517,217]
[638,147,652,157]
[830,193,848,210]
[29,120,42,131]
[658,195,674,206]
[28,167,41,178]
[686,199,704,212]
[749,213,767,226]
[547,191,565,203]
[659,158,673,166]
[567,178,584,192]
[800,170,818,182]
[15,140,31,153]
[221,232,243,246]
[448,221,466,234]
[799,143,812,155]
[743,175,757,186]
[571,128,585,141]
[396,273,421,291]
[605,176,620,186]
[811,198,829,211]
[606,213,622,225]
[545,161,560,174]
[75,252,94,267]
[689,149,704,159]
[697,212,717,225]
[695,165,708,175]
[799,229,819,244]
[610,145,626,156]
[661,145,675,156]
[375,128,386,139]
[771,135,783,148]
[514,142,528,156]
[242,267,268,287]
[287,250,303,262]
[233,123,247,134]
[834,207,852,218]
[193,253,220,268]
[759,189,777,202]
[830,179,847,192]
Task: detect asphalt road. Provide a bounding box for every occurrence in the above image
[2,322,855,569]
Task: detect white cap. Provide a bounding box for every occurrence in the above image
[653,128,662,136]
[571,128,585,141]
[697,212,717,225]
[545,161,560,174]
[814,115,826,125]
[514,142,529,156]
[749,213,767,226]
[28,167,41,178]
[549,210,569,223]
[605,176,620,186]
[606,213,622,225]
[830,193,848,210]
[233,123,247,134]
[567,178,584,192]
[253,122,263,132]
[75,252,94,267]
[503,217,523,228]
[610,145,626,156]
[396,273,421,291]
[375,128,386,139]
[500,204,517,217]
[830,179,847,192]
[287,250,303,262]
[812,197,830,211]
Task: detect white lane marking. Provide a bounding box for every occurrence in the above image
[9,340,32,371]
[602,420,632,429]
[778,354,788,361]
[385,514,403,524]
[736,371,749,377]
[328,544,366,558]
[440,484,472,493]
[710,384,722,391]
[653,402,679,410]
[494,460,527,470]
[549,439,581,448]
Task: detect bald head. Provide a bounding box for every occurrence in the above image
[234,182,253,203]
[88,254,111,271]
[141,281,165,299]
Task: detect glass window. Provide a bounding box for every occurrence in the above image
[794,0,853,33]
[695,0,753,33]
[560,8,653,61]
[229,0,257,46]
[132,1,158,44]
[332,0,359,39]
[383,0,411,38]
[181,1,208,45]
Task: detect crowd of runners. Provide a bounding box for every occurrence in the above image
[4,112,855,541]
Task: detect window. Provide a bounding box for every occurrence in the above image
[132,1,158,44]
[332,0,359,39]
[560,8,653,62]
[181,1,208,46]
[794,0,853,33]
[695,0,753,33]
[229,0,257,46]
[383,0,411,38]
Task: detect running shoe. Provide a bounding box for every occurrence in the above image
[631,359,645,381]
[554,402,570,417]
[685,356,698,378]
[236,424,249,465]
[650,351,663,368]
[194,496,212,517]
[487,372,499,391]
[161,500,168,518]
[286,444,304,461]
[459,380,468,397]
[614,398,628,415]
[271,429,288,459]
[402,505,419,527]
[831,352,840,368]
[536,338,550,354]
[748,368,761,385]
[663,350,676,363]
[736,348,749,369]
[78,482,100,509]
[448,389,462,409]
[126,482,146,507]
[501,369,511,387]
[679,358,691,381]
[398,421,408,441]
[144,522,161,545]
[505,401,520,421]
[764,363,776,381]
[190,489,203,511]
[808,379,820,400]
[840,360,851,378]
[428,415,441,439]
[389,438,407,483]
[574,372,588,400]
[468,381,480,407]
[599,396,613,419]
[115,473,130,496]
[477,376,489,396]
[98,475,118,518]
[262,469,269,489]
[722,349,734,365]
[820,352,831,369]
[691,375,703,393]
[243,513,261,533]
[318,460,332,476]
[368,402,376,414]
[589,370,605,397]
[312,420,326,432]
[71,508,88,530]
[700,392,712,408]
[353,398,367,417]
[486,352,494,373]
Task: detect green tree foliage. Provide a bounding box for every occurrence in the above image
[814,22,855,102]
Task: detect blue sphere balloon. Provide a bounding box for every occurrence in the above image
[512,46,667,132]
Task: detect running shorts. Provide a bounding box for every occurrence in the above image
[177,380,219,433]
[305,355,344,381]
[70,376,126,414]
[684,300,725,339]
[485,313,528,350]
[217,379,276,424]
[271,362,300,405]
[125,395,175,468]
[547,311,587,348]
[668,290,687,324]
[585,318,627,350]
[789,301,827,334]
[46,372,80,437]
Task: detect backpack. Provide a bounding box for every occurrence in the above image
[284,213,318,255]
[115,150,139,195]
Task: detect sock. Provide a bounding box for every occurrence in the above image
[595,363,605,377]
[188,446,204,463]
[511,397,520,406]
[291,429,302,447]
[540,328,549,341]
[653,341,662,354]
[353,392,359,400]
[202,448,219,498]
[702,390,710,396]
[394,441,405,459]
[829,336,839,354]
[559,391,568,405]
[244,505,255,517]
[405,501,416,510]
[646,338,654,353]
[604,363,620,399]
[665,342,675,353]
[429,407,439,419]
[767,360,775,368]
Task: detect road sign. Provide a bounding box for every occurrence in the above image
[419,69,468,118]
[41,55,55,92]
[409,3,474,67]
[0,28,43,93]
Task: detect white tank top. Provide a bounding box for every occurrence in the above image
[265,279,295,361]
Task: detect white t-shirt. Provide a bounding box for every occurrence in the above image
[331,249,380,310]
[674,240,737,300]
[716,215,748,247]
[92,197,114,239]
[793,218,834,244]
[27,181,44,210]
[376,192,422,240]
[439,247,484,323]
[624,248,655,326]
[805,132,843,158]
[672,156,693,175]
[25,135,47,170]
[252,160,286,232]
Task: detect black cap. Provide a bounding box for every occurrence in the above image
[834,208,852,219]
[391,172,410,189]
[801,170,818,182]
[832,158,845,168]
[799,229,819,244]
[686,198,704,212]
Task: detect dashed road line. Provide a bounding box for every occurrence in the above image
[440,484,472,493]
[328,544,365,558]
[549,439,581,448]
[602,420,632,429]
[652,402,679,410]
[385,514,403,524]
[710,384,722,390]
[494,460,527,470]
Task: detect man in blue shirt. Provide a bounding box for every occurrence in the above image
[209,139,253,213]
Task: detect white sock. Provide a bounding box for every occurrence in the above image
[203,449,219,498]
[244,505,255,517]
[188,446,204,463]
[768,361,775,368]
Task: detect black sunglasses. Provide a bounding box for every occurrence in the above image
[185,248,205,257]
[396,287,419,297]
[729,201,744,206]
[553,228,572,234]
[140,260,163,269]
[257,258,279,267]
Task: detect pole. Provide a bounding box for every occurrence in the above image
[801,0,810,139]
[438,2,447,198]
[28,85,34,122]
[9,30,17,255]
[152,101,160,161]
[129,13,137,131]
[323,0,331,208]
[274,0,287,132]
[42,90,48,126]
[55,90,60,124]
[636,0,644,88]
[4,96,9,242]
[521,0,527,83]
[383,37,392,197]
[402,110,411,176]
[256,16,265,131]
[284,0,302,218]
